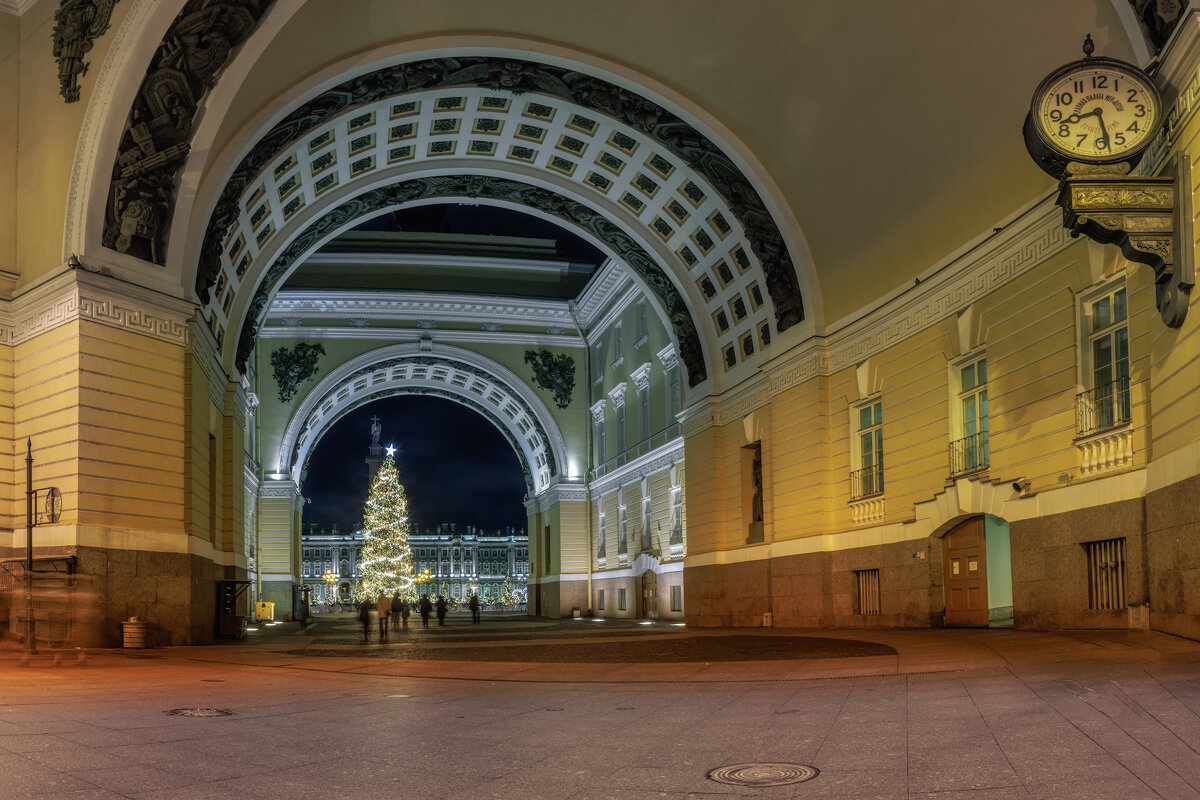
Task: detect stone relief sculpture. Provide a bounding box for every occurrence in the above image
[103,0,273,262]
[52,0,118,103]
[1131,0,1187,53]
[524,349,576,409]
[270,342,325,403]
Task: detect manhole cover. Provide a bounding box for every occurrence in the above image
[706,763,819,787]
[164,708,234,717]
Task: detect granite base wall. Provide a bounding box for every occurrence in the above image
[686,537,942,628]
[1146,472,1200,640]
[531,578,588,619]
[0,543,235,647]
[1009,497,1147,630]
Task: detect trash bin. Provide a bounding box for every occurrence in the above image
[254,601,275,621]
[121,616,147,648]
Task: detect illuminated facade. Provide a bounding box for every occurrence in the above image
[1,2,1198,647]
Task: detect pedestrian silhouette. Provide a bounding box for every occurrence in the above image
[357,600,371,643]
[469,593,480,624]
[419,595,432,628]
[436,595,447,626]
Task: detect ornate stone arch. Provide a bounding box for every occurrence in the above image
[277,343,570,496]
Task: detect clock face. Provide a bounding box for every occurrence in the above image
[1031,58,1162,164]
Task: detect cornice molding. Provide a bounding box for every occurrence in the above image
[0,0,38,16]
[607,381,627,409]
[630,362,652,393]
[575,259,634,329]
[260,479,299,499]
[527,480,589,512]
[268,289,574,328]
[590,399,607,422]
[588,437,684,495]
[0,268,193,348]
[259,325,582,349]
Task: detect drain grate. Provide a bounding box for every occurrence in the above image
[706,763,819,787]
[164,708,234,717]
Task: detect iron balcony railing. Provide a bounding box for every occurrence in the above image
[948,431,989,477]
[1076,377,1131,438]
[849,465,883,501]
[592,422,681,479]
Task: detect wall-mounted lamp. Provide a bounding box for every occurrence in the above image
[1012,478,1031,494]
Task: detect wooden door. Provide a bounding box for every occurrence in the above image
[943,517,988,626]
[640,570,658,618]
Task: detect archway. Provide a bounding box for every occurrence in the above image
[275,342,570,494]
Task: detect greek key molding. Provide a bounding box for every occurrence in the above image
[2,268,192,348]
[260,478,299,499]
[765,201,1071,406]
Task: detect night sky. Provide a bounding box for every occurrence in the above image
[301,395,528,534]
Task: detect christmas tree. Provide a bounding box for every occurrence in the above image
[358,454,416,599]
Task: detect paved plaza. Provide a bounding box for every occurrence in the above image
[2,614,1199,799]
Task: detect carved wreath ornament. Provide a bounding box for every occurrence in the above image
[525,350,575,409]
[270,342,325,403]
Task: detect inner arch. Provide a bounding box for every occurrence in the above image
[278,343,570,496]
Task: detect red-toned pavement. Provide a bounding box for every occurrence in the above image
[2,613,1199,799]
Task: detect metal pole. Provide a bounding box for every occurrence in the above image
[24,438,36,656]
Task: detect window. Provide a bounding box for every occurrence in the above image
[852,401,883,499]
[592,341,604,383]
[950,356,988,475]
[612,323,623,366]
[597,511,607,560]
[668,364,681,416]
[635,299,647,344]
[595,416,606,465]
[670,584,682,612]
[637,383,650,441]
[1079,286,1130,436]
[669,486,683,545]
[618,587,627,610]
[615,402,626,451]
[598,589,605,610]
[617,505,628,555]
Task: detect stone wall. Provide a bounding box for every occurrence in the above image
[1146,472,1200,640]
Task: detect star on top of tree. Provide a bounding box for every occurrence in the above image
[385,444,396,457]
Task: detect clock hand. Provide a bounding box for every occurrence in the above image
[1091,107,1112,151]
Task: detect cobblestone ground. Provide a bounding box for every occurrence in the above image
[2,615,1199,799]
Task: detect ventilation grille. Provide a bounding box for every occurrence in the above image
[856,568,881,615]
[1085,537,1126,611]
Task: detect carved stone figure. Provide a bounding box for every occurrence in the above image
[52,0,117,103]
[370,415,381,446]
[104,0,273,262]
[524,350,576,409]
[270,342,325,403]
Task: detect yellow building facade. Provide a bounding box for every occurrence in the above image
[0,1,1196,645]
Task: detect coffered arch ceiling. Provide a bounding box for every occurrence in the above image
[94,1,811,389]
[78,0,1150,370]
[277,343,569,495]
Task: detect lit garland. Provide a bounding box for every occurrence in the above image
[358,454,417,599]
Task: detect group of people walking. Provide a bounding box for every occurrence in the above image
[357,592,481,642]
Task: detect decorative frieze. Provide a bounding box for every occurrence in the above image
[52,1,118,103]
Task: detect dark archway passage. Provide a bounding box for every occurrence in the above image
[302,395,527,532]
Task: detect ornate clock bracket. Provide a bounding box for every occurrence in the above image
[1056,153,1194,327]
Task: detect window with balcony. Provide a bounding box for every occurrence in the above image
[851,400,883,499]
[950,356,989,476]
[1078,286,1130,437]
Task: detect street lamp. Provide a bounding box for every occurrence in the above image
[322,571,337,605]
[414,569,432,596]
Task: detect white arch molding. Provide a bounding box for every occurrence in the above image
[63,11,821,387]
[277,343,572,497]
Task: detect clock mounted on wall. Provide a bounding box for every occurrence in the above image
[1023,35,1164,179]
